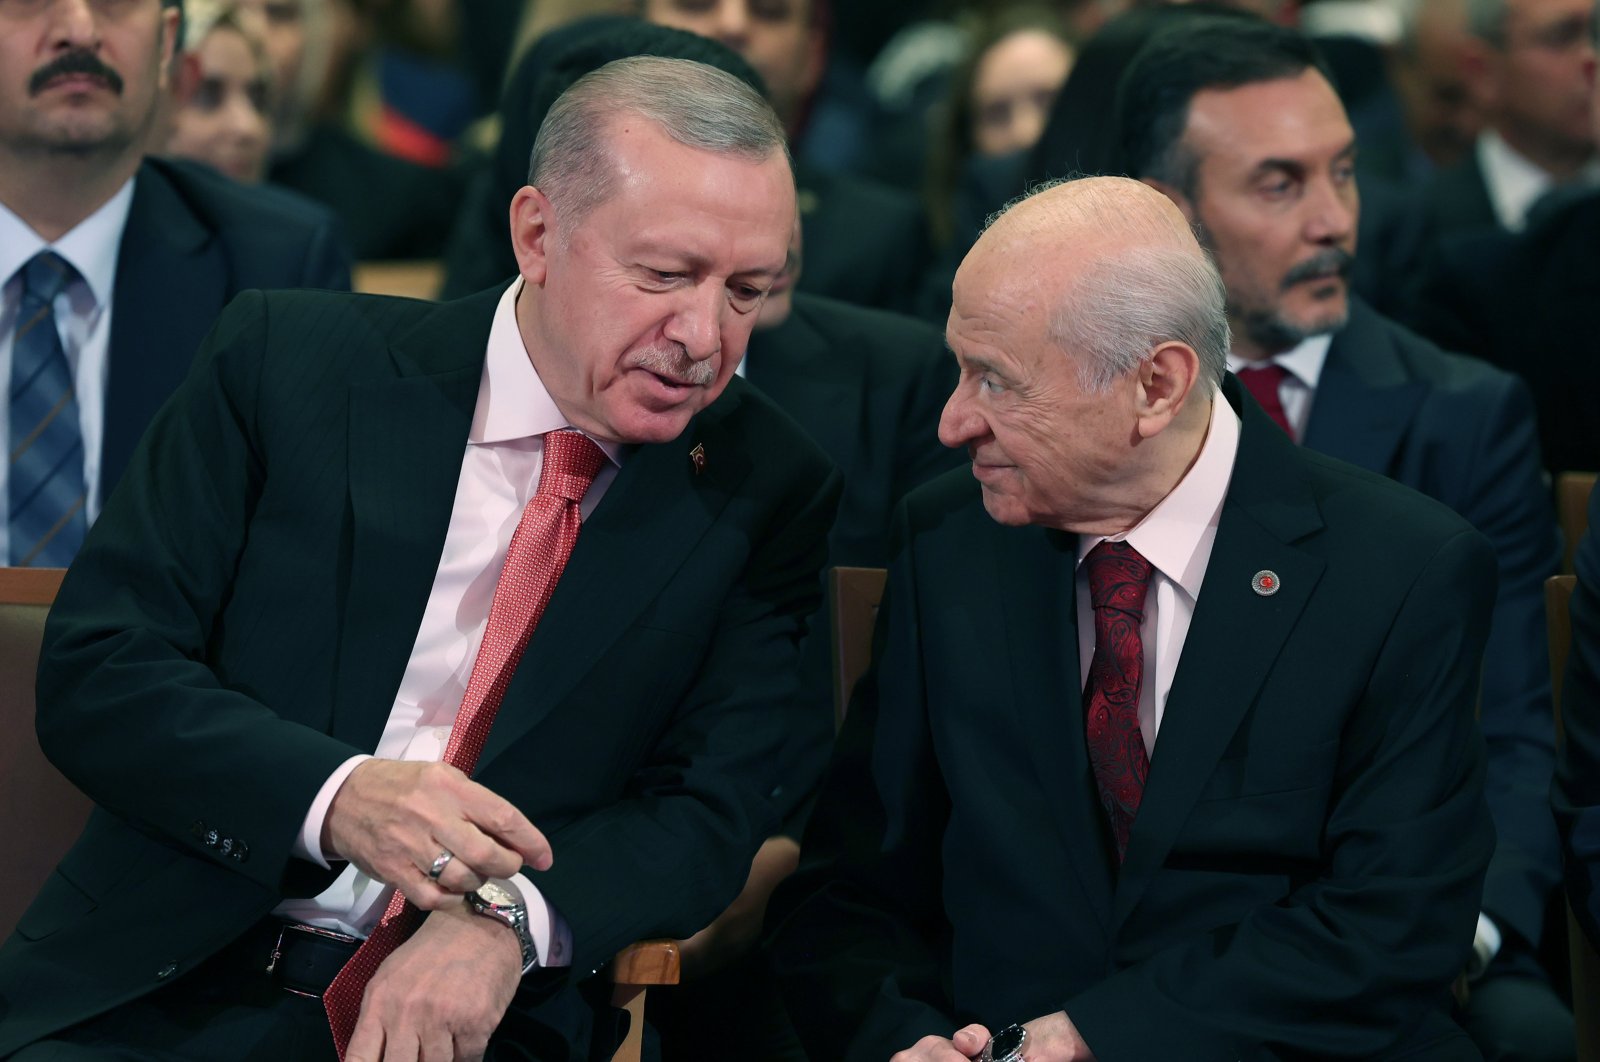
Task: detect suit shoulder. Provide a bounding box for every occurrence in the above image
[704,376,836,482]
[1294,442,1484,552]
[1359,306,1524,401]
[789,295,947,368]
[145,157,341,238]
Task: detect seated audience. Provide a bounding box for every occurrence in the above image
[768,174,1497,1061]
[163,0,275,183]
[927,6,1074,249]
[642,0,933,314]
[0,55,838,1060]
[1421,0,1598,237]
[0,0,348,569]
[1120,17,1571,1058]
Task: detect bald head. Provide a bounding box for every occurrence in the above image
[962,177,1230,394]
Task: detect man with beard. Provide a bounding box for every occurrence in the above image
[0,0,349,567]
[1120,18,1571,1060]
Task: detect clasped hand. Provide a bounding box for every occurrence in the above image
[324,759,552,908]
[891,1012,1096,1062]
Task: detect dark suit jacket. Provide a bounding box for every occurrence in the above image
[1557,487,1600,949]
[1406,190,1600,477]
[1305,301,1563,954]
[0,287,839,1058]
[794,166,929,316]
[744,293,962,832]
[1419,148,1499,238]
[101,157,351,500]
[769,379,1497,1061]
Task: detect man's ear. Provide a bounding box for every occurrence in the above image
[510,185,556,286]
[1135,340,1201,440]
[172,52,201,102]
[1141,175,1197,228]
[159,6,181,90]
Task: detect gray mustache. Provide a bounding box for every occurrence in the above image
[633,344,715,386]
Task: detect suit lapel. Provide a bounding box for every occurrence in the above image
[1301,300,1426,476]
[103,163,227,498]
[1114,385,1326,927]
[746,297,859,477]
[330,292,497,750]
[479,387,755,765]
[994,521,1116,929]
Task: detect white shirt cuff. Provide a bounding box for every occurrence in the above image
[291,754,372,867]
[1467,911,1502,981]
[507,872,572,969]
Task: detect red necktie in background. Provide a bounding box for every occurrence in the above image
[323,430,607,1058]
[1083,540,1155,863]
[1236,363,1294,438]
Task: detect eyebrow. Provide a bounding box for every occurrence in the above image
[634,245,784,281]
[1252,139,1359,177]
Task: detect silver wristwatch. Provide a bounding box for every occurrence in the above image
[981,1024,1028,1062]
[467,878,538,974]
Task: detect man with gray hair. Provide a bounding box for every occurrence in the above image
[0,55,839,1061]
[768,175,1496,1060]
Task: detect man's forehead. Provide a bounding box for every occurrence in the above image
[1185,72,1352,154]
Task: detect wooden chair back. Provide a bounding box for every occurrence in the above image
[352,260,445,301]
[1558,472,1598,575]
[829,567,887,728]
[1544,574,1600,1060]
[0,568,92,941]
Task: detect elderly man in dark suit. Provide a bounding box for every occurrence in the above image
[0,55,839,1062]
[0,0,349,568]
[1115,17,1569,1059]
[769,174,1495,1061]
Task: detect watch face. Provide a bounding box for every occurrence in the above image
[988,1024,1026,1061]
[476,880,516,907]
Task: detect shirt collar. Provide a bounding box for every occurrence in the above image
[0,178,134,308]
[471,278,624,467]
[1077,393,1240,603]
[1478,130,1560,232]
[1225,331,1332,391]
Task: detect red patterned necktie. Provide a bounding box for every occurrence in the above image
[1236,363,1294,439]
[323,429,607,1058]
[1083,540,1155,863]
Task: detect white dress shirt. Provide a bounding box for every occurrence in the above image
[1076,396,1240,756]
[0,182,134,557]
[1225,333,1332,443]
[273,279,623,970]
[1477,129,1600,232]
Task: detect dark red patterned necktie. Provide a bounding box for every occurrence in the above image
[322,430,606,1058]
[1236,364,1294,438]
[1083,540,1155,863]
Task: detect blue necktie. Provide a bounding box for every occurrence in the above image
[9,251,86,567]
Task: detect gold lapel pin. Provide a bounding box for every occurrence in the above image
[690,442,706,476]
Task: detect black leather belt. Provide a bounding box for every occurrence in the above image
[232,919,361,998]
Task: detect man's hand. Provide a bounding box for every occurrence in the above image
[889,1014,1096,1062]
[678,835,800,979]
[325,760,551,909]
[891,1025,990,1061]
[346,900,522,1062]
[1021,1012,1096,1061]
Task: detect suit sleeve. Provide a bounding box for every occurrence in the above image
[529,459,844,975]
[766,502,962,1061]
[297,210,355,292]
[1556,488,1600,949]
[35,292,364,893]
[1453,374,1564,949]
[1067,528,1498,1060]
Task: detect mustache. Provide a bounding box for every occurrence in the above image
[30,51,124,96]
[1281,248,1354,289]
[632,344,716,386]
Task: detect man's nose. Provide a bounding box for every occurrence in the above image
[938,383,981,450]
[666,283,723,362]
[49,0,102,49]
[1304,176,1357,245]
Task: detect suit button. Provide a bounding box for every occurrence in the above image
[191,820,207,840]
[230,841,249,863]
[220,838,233,856]
[203,829,220,848]
[156,961,178,980]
